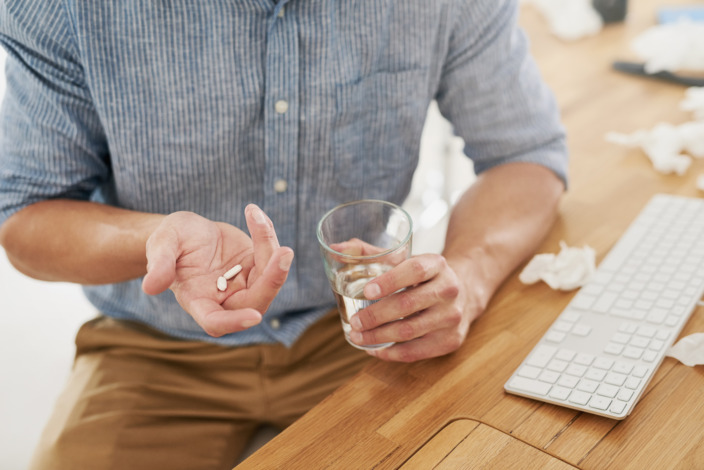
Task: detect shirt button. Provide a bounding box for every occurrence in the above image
[278,7,285,17]
[273,178,288,193]
[275,100,289,114]
[270,318,281,330]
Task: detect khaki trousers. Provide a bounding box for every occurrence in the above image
[29,310,370,470]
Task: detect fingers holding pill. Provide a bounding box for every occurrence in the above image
[142,208,292,336]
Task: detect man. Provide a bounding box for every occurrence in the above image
[0,0,567,468]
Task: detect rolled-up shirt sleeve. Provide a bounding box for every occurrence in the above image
[0,0,109,226]
[436,0,568,187]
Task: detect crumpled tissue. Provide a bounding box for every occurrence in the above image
[681,87,704,120]
[631,21,704,73]
[519,241,596,291]
[605,121,704,175]
[524,0,603,41]
[666,333,704,367]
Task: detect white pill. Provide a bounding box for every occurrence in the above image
[216,276,227,292]
[223,264,242,280]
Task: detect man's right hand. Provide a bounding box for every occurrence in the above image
[142,204,294,337]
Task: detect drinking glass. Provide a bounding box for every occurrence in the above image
[317,200,413,350]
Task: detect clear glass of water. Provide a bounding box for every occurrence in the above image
[316,200,413,351]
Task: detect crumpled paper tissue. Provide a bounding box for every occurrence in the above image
[605,121,704,175]
[631,21,704,73]
[666,333,704,367]
[519,241,596,291]
[524,0,603,41]
[681,87,704,119]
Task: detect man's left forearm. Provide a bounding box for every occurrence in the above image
[442,162,565,322]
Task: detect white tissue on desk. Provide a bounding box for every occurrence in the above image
[681,87,704,120]
[605,122,702,175]
[632,21,704,73]
[524,0,603,41]
[519,241,596,291]
[665,333,704,367]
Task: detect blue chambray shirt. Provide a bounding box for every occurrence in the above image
[0,0,567,346]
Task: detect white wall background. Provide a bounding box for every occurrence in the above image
[0,47,473,469]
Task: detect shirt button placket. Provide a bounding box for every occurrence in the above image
[263,0,298,259]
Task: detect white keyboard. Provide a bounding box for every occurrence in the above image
[504,194,704,419]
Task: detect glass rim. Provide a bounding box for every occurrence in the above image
[316,199,413,261]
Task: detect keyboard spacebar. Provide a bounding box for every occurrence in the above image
[509,377,551,396]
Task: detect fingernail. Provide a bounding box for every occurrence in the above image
[252,206,267,224]
[349,331,362,343]
[350,314,362,330]
[279,252,294,271]
[365,283,381,299]
[242,318,261,328]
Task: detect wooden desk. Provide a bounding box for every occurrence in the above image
[240,1,704,468]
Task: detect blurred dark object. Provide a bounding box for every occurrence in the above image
[612,60,704,87]
[592,0,628,23]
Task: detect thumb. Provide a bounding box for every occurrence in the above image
[142,227,179,295]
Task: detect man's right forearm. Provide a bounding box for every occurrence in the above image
[0,199,164,285]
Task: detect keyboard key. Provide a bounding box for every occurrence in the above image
[572,324,592,336]
[604,343,624,355]
[577,379,599,393]
[596,384,619,398]
[539,371,560,384]
[637,326,656,338]
[655,330,670,341]
[647,309,668,324]
[605,372,627,387]
[618,322,637,334]
[526,345,557,368]
[571,294,596,310]
[643,350,658,362]
[574,353,595,366]
[518,366,541,379]
[557,375,579,388]
[610,400,627,415]
[623,346,644,360]
[593,292,618,313]
[565,364,587,377]
[561,310,581,322]
[632,366,649,378]
[547,360,568,373]
[585,368,607,381]
[630,337,649,348]
[545,331,566,343]
[509,377,551,396]
[617,389,634,401]
[555,349,576,361]
[612,362,633,375]
[568,391,591,406]
[625,377,641,390]
[594,358,614,370]
[549,386,571,401]
[612,333,631,344]
[590,396,612,411]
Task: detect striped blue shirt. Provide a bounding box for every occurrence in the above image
[0,0,567,346]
